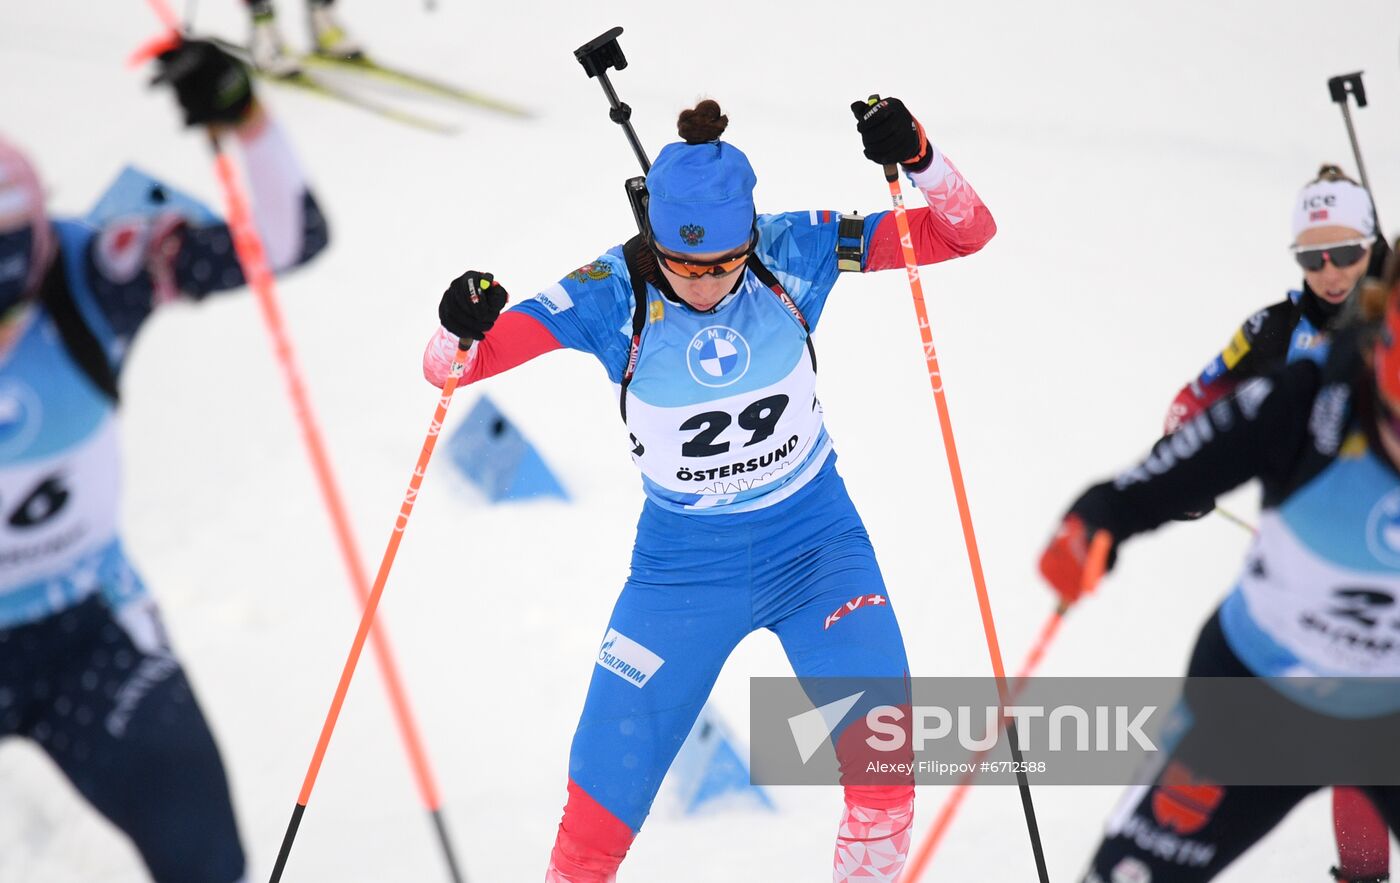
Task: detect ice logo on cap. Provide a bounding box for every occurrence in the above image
[1367,489,1400,568]
[687,325,750,388]
[679,224,705,247]
[0,379,40,459]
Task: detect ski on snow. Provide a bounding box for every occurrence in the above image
[296,51,532,119]
[211,38,482,135]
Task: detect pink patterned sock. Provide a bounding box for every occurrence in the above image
[833,793,914,882]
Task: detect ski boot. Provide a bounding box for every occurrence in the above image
[309,3,365,60]
[248,3,301,78]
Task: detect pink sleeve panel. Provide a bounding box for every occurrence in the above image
[421,310,564,389]
[863,149,997,273]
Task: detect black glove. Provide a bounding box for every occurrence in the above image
[850,96,932,172]
[154,39,255,127]
[439,270,509,341]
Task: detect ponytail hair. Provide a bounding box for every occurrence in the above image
[1311,163,1361,187]
[676,99,729,144]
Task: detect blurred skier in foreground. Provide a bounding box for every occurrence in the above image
[1041,242,1400,882]
[0,39,326,882]
[424,97,996,881]
[1162,164,1391,883]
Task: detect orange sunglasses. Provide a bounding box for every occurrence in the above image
[653,239,754,278]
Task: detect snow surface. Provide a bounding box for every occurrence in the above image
[3,1,1400,880]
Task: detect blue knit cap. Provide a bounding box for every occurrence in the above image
[646,139,757,254]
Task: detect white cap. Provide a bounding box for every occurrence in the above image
[1292,176,1375,242]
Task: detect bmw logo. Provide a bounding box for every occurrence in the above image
[0,379,40,459]
[1367,489,1400,569]
[686,326,750,388]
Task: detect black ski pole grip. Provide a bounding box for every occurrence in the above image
[1328,72,1367,108]
[575,27,627,78]
[1325,70,1381,235]
[575,26,651,174]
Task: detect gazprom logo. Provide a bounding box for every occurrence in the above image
[1366,489,1400,568]
[596,628,665,688]
[686,325,750,388]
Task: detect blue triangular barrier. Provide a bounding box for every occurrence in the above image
[669,704,773,816]
[86,166,218,227]
[447,395,569,503]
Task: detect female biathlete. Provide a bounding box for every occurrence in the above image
[1163,166,1391,882]
[1041,245,1400,882]
[423,97,996,881]
[1167,165,1387,431]
[0,40,326,882]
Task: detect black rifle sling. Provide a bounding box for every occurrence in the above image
[618,238,817,423]
[38,255,119,403]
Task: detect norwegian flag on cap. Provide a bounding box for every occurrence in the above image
[1293,175,1375,242]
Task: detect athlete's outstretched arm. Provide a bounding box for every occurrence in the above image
[1068,360,1320,542]
[422,312,563,389]
[849,96,995,268]
[80,103,328,357]
[148,104,328,298]
[1042,358,1323,604]
[425,256,635,389]
[224,104,329,274]
[862,145,997,270]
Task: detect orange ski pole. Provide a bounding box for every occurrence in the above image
[903,610,1064,880]
[207,137,465,882]
[136,3,465,876]
[269,337,476,882]
[865,95,1050,882]
[905,524,1110,878]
